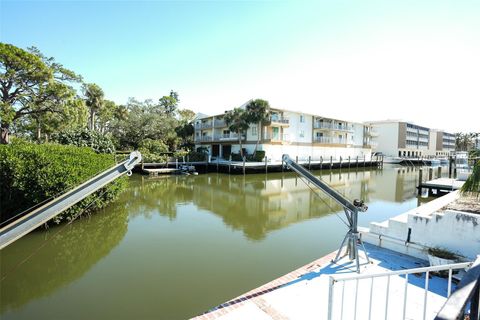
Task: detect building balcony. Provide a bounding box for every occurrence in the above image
[195,136,213,143]
[213,119,227,128]
[313,136,351,145]
[212,134,244,141]
[263,133,289,143]
[314,122,354,132]
[195,122,213,130]
[366,129,379,137]
[268,116,290,126]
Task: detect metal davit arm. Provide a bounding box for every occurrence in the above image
[282,154,369,273]
[0,151,142,250]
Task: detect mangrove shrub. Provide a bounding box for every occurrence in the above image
[0,140,126,224]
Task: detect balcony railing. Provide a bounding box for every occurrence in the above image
[366,129,379,137]
[269,116,290,125]
[314,136,351,145]
[263,133,289,141]
[195,136,212,142]
[195,122,213,130]
[213,119,226,127]
[314,122,353,131]
[213,134,244,141]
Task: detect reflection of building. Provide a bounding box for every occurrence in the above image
[366,120,455,157]
[368,167,422,202]
[194,102,373,161]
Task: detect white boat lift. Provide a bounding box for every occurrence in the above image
[0,151,142,250]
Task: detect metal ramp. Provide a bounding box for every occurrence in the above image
[0,151,142,250]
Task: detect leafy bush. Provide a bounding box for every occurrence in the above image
[52,129,115,154]
[138,139,169,163]
[0,140,126,224]
[230,152,244,161]
[248,150,266,162]
[187,151,208,162]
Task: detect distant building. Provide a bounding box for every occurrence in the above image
[365,120,455,157]
[194,102,373,161]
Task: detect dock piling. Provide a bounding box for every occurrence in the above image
[242,156,246,175]
[229,155,232,174]
[330,156,333,169]
[308,156,311,170]
[418,169,423,195]
[265,156,268,174]
[437,166,441,179]
[356,156,359,167]
[348,156,351,169]
[428,167,433,180]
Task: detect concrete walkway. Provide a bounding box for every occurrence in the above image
[192,244,455,319]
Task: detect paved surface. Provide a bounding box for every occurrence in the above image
[192,244,455,320]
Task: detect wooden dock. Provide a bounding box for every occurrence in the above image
[142,168,180,175]
[136,157,383,175]
[417,178,465,197]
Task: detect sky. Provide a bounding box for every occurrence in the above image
[1,0,479,132]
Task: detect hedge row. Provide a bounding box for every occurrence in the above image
[0,140,126,224]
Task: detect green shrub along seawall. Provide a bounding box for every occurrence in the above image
[0,140,127,224]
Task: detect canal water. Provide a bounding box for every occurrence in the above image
[1,166,426,319]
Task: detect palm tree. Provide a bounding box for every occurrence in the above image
[224,108,250,158]
[83,83,104,131]
[246,99,270,157]
[461,160,480,197]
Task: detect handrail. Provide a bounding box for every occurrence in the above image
[332,262,472,282]
[435,256,480,320]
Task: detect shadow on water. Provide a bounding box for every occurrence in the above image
[0,204,129,313]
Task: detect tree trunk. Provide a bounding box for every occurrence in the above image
[35,118,41,142]
[0,124,9,144]
[238,131,243,157]
[89,109,96,131]
[253,122,260,156]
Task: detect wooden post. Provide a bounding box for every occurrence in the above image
[308,156,311,170]
[356,156,359,167]
[229,154,232,174]
[320,156,323,170]
[330,156,333,169]
[418,169,423,196]
[243,156,246,175]
[348,156,351,169]
[454,167,457,179]
[296,155,298,164]
[183,156,185,164]
[437,166,441,179]
[265,156,268,174]
[205,154,208,172]
[217,157,219,172]
[448,156,453,178]
[340,156,342,168]
[363,155,366,167]
[428,167,433,180]
[176,158,178,169]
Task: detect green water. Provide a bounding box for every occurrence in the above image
[1,166,424,319]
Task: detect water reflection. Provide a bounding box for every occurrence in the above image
[0,203,129,313]
[124,166,422,241]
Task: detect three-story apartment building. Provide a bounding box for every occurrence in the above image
[194,104,373,161]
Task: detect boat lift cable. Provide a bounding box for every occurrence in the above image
[282,154,370,273]
[0,151,142,250]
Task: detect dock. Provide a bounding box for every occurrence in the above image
[418,178,465,196]
[191,244,469,320]
[137,157,383,175]
[142,167,180,175]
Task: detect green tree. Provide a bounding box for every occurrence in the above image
[0,43,81,144]
[159,90,179,115]
[97,99,117,133]
[461,160,480,197]
[225,107,251,158]
[245,99,270,156]
[83,83,104,131]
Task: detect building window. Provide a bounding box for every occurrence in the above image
[300,115,305,123]
[299,130,305,138]
[252,126,257,136]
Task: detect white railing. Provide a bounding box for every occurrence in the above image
[270,116,289,125]
[213,119,226,127]
[195,122,213,130]
[314,122,353,131]
[213,134,243,141]
[314,136,350,144]
[327,261,472,320]
[196,136,212,142]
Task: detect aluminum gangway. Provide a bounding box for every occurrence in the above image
[0,151,142,250]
